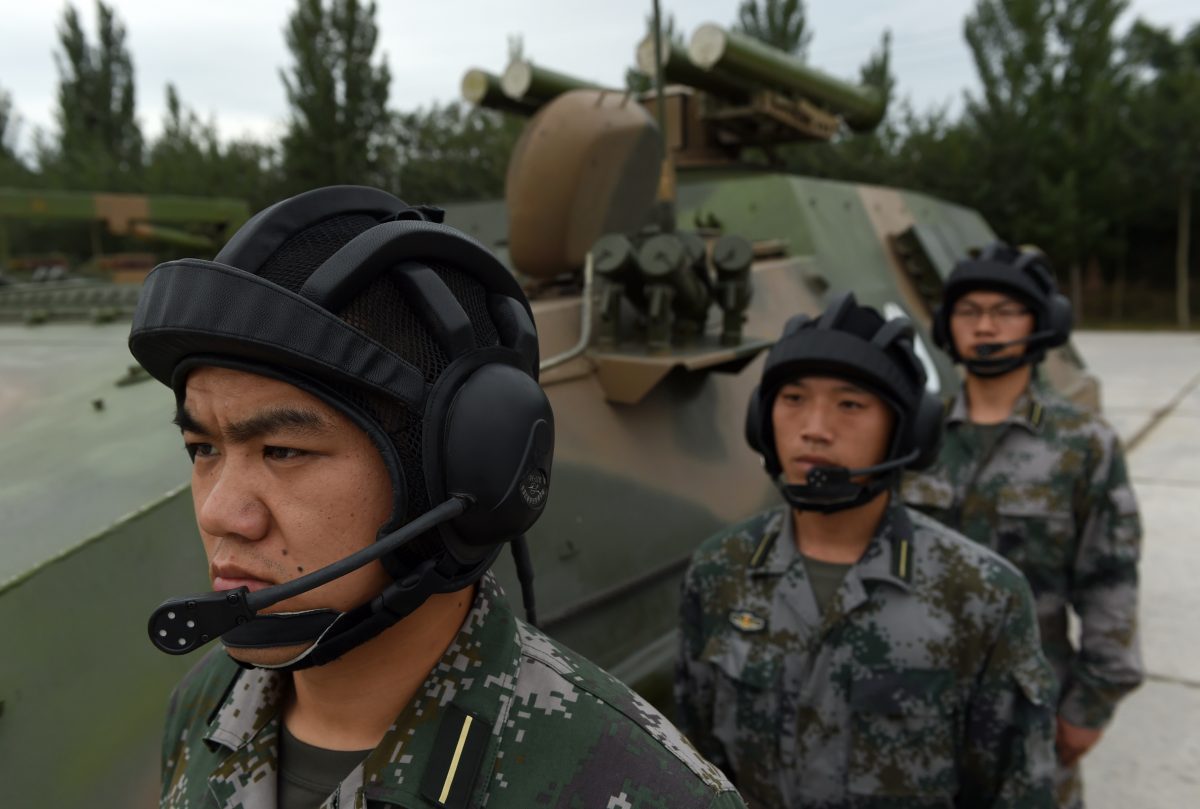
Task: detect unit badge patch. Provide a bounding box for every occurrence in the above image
[728,609,766,633]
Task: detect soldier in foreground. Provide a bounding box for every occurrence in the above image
[129,186,745,809]
[902,244,1144,809]
[676,293,1057,808]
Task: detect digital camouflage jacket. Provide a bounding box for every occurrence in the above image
[676,502,1057,809]
[161,573,744,809]
[902,383,1143,730]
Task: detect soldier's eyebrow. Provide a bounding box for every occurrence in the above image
[780,378,870,395]
[173,406,209,436]
[173,406,331,443]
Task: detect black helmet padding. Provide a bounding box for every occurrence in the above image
[216,185,407,271]
[131,261,426,408]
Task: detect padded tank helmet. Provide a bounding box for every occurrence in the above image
[130,186,554,669]
[745,292,942,513]
[932,241,1073,376]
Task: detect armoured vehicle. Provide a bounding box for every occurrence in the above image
[0,24,1096,808]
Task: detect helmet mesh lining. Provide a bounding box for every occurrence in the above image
[252,214,503,566]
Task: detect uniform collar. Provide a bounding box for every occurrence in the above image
[362,572,519,808]
[947,381,1047,435]
[853,505,915,592]
[751,501,914,593]
[746,508,792,576]
[203,572,521,809]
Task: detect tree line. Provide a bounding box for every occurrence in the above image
[0,0,1195,325]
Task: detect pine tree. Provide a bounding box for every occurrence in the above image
[1126,20,1200,327]
[964,0,1132,321]
[279,0,394,192]
[44,1,143,189]
[733,0,812,58]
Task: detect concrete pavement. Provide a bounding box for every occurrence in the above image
[1073,331,1200,808]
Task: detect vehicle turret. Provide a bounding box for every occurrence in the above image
[505,90,661,281]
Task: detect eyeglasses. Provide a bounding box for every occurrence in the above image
[950,303,1030,323]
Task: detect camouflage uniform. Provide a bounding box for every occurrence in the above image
[676,501,1057,809]
[161,573,744,809]
[902,382,1143,807]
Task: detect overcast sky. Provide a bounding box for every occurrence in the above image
[2,0,1196,155]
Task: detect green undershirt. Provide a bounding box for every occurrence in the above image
[801,554,853,615]
[277,723,371,809]
[968,420,1009,460]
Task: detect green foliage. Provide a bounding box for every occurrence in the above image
[1124,20,1200,325]
[145,85,280,210]
[1125,21,1200,189]
[773,28,900,186]
[961,0,1058,247]
[0,87,18,159]
[279,0,395,193]
[394,104,523,204]
[40,1,143,190]
[860,30,896,109]
[0,86,33,186]
[734,0,812,58]
[961,0,1133,318]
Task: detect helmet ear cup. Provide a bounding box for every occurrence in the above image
[744,385,781,476]
[744,385,763,455]
[931,302,951,353]
[1014,250,1072,349]
[744,381,763,451]
[1043,293,1073,348]
[909,391,944,470]
[440,363,554,561]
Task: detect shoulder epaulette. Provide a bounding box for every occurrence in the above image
[420,704,489,809]
[890,508,915,583]
[892,533,913,583]
[749,512,782,569]
[1028,399,1044,428]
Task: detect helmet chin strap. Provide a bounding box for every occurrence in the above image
[777,450,917,514]
[962,354,1032,377]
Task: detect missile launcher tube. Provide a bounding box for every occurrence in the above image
[461,68,542,116]
[635,35,753,101]
[688,23,886,131]
[501,60,607,105]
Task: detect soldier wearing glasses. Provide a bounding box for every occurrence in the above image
[903,243,1143,809]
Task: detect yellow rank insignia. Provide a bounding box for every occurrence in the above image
[728,609,766,633]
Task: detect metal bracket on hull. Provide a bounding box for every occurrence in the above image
[590,334,772,404]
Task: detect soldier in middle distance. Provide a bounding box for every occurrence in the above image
[676,292,1057,808]
[902,243,1143,809]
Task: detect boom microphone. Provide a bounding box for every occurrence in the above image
[147,496,470,655]
[779,448,919,508]
[974,330,1057,358]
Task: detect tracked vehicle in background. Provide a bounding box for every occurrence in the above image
[0,23,1096,809]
